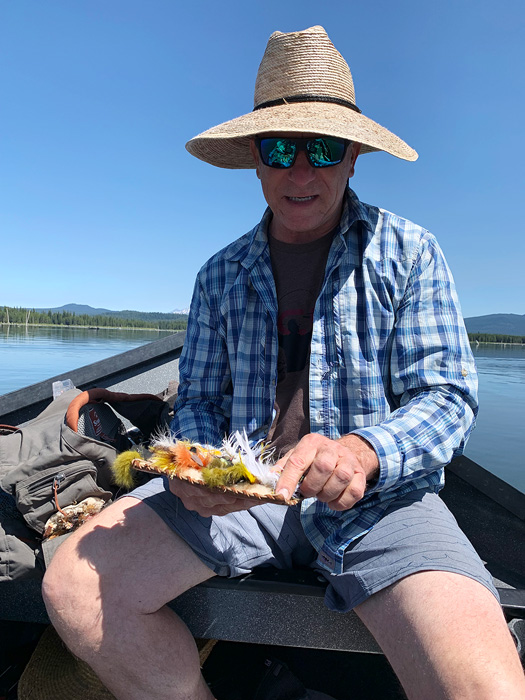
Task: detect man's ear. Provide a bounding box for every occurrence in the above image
[249,139,262,179]
[348,142,361,179]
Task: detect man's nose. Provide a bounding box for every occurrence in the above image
[288,151,316,185]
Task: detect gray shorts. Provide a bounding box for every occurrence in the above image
[128,478,498,612]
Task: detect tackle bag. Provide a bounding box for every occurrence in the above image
[0,388,170,582]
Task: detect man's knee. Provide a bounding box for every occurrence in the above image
[42,497,215,625]
[42,524,109,627]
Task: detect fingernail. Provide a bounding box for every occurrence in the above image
[277,488,289,500]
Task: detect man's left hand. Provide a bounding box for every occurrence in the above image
[274,433,379,511]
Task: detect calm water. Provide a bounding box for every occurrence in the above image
[465,343,525,494]
[1,328,524,492]
[0,326,166,394]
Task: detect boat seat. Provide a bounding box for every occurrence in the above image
[1,565,524,654]
[0,570,380,652]
[170,567,525,651]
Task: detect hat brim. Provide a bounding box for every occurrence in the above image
[18,626,116,700]
[186,102,418,169]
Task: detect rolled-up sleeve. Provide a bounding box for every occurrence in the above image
[355,233,478,493]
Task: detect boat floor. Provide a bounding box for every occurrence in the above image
[203,640,406,699]
[0,622,406,700]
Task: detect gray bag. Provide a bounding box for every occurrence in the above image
[0,488,41,581]
[0,388,169,580]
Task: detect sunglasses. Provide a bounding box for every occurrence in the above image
[257,136,350,169]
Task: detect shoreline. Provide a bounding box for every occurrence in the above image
[469,340,525,347]
[0,323,177,333]
[1,325,522,345]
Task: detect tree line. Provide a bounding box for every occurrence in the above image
[2,307,523,341]
[0,306,187,331]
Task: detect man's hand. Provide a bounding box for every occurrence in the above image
[168,478,256,518]
[275,433,379,511]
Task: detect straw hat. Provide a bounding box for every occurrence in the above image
[186,25,418,169]
[17,626,116,700]
[17,625,218,699]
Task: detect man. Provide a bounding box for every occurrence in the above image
[43,26,525,699]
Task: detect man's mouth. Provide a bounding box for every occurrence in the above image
[287,195,316,202]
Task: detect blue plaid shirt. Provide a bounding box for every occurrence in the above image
[171,188,478,574]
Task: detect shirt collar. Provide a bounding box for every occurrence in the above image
[340,186,373,235]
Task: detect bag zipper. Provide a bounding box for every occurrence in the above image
[16,463,98,492]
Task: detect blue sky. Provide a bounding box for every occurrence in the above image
[1,0,523,318]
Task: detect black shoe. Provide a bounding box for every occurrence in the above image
[207,653,339,700]
[253,658,308,700]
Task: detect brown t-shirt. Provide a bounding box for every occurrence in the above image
[266,230,335,456]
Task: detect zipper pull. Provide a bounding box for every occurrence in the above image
[53,473,67,515]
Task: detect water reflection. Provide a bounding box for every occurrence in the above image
[0,326,167,395]
[471,344,525,384]
[466,343,525,493]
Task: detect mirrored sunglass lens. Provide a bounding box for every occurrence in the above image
[307,138,346,166]
[260,138,296,168]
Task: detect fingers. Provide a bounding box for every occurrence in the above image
[275,434,341,498]
[193,498,253,518]
[299,444,341,497]
[303,457,366,510]
[274,435,321,499]
[275,434,368,510]
[167,479,254,517]
[323,470,368,511]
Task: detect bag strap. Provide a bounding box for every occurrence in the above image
[65,389,164,432]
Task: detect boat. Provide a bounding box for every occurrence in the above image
[1,331,524,698]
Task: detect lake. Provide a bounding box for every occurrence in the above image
[464,343,525,494]
[1,326,524,493]
[0,326,166,395]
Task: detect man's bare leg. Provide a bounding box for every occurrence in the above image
[356,570,525,700]
[42,496,216,700]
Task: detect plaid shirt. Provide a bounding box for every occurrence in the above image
[172,188,478,574]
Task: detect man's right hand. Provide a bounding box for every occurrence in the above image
[168,478,256,517]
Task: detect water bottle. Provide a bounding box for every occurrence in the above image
[52,378,76,400]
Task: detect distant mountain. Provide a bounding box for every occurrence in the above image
[171,307,191,315]
[464,313,525,336]
[35,303,188,322]
[37,303,116,316]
